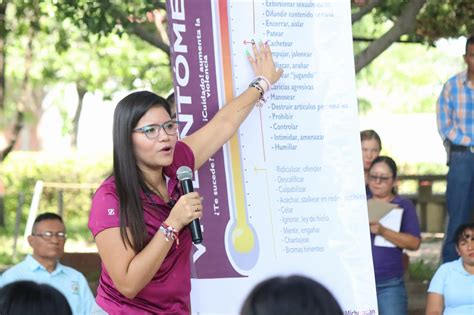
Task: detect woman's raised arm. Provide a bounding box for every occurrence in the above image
[183,41,283,170]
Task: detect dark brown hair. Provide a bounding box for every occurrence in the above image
[466,35,474,54]
[0,281,72,315]
[369,156,398,195]
[240,275,343,315]
[113,90,171,252]
[454,222,474,246]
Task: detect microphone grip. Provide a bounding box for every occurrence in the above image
[190,218,203,244]
[181,179,203,244]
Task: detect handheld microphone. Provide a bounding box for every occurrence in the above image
[176,166,203,244]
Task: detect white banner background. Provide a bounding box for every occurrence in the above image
[182,1,378,314]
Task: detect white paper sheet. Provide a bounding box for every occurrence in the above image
[374,208,404,248]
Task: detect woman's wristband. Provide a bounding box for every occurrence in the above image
[249,76,272,106]
[159,222,179,248]
[258,76,271,92]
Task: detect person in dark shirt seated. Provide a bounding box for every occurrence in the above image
[0,280,72,315]
[240,275,343,315]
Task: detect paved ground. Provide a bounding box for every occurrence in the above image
[407,232,444,266]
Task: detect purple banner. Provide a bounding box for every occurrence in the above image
[166,0,241,278]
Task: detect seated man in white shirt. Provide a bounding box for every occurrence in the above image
[0,212,102,315]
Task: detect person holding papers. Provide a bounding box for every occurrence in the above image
[367,156,421,315]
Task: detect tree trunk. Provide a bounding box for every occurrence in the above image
[0,2,7,226]
[108,4,170,56]
[71,86,87,149]
[354,0,427,73]
[1,111,24,161]
[0,3,7,112]
[0,24,35,161]
[30,87,46,150]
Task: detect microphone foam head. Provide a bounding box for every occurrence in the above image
[177,166,193,181]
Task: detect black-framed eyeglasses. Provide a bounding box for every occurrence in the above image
[368,175,392,183]
[133,120,179,139]
[32,231,67,240]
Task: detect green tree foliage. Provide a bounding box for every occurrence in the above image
[363,0,471,39]
[400,0,473,41]
[0,0,172,158]
[356,41,464,114]
[0,150,112,247]
[0,0,471,184]
[52,0,473,75]
[0,1,171,226]
[352,0,473,72]
[352,0,471,113]
[55,0,169,54]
